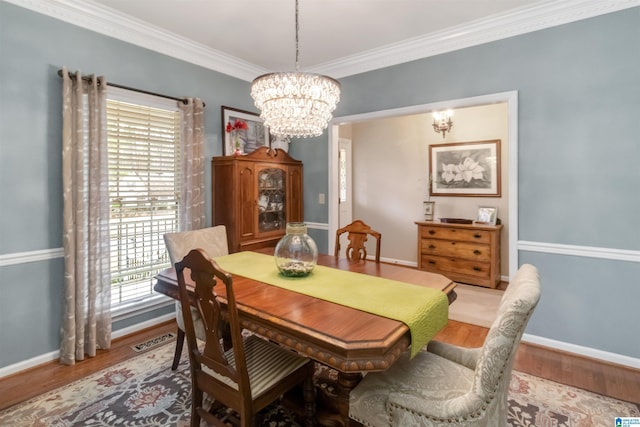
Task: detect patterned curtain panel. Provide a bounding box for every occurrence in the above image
[60,67,112,365]
[178,98,205,231]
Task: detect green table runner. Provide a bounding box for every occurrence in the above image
[215,252,448,358]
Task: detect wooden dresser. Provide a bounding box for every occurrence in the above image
[416,220,502,288]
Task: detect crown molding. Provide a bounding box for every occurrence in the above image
[3,0,268,81]
[4,0,640,81]
[312,0,640,78]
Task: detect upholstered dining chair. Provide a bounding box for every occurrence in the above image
[334,219,382,262]
[164,225,229,370]
[175,248,316,427]
[349,264,541,427]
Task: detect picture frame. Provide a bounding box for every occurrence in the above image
[423,201,435,221]
[270,134,290,153]
[475,206,498,225]
[221,106,270,155]
[429,140,501,197]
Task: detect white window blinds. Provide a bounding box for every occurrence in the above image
[107,92,181,307]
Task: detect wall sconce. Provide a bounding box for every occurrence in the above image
[433,110,453,138]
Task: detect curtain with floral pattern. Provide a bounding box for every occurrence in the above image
[178,98,205,231]
[60,67,111,365]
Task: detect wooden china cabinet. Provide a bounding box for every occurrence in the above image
[212,146,303,253]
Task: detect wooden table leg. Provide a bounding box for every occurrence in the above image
[336,372,363,427]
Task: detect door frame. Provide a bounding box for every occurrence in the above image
[337,137,353,228]
[328,91,519,277]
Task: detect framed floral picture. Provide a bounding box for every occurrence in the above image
[221,106,270,155]
[429,140,501,197]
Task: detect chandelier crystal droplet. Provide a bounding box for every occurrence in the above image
[250,0,341,138]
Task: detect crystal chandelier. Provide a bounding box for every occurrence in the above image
[250,0,341,138]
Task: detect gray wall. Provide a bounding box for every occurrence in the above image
[0,1,254,368]
[327,8,640,359]
[1,2,638,370]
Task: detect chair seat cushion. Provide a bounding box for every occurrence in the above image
[203,334,310,399]
[350,349,474,426]
[175,301,206,339]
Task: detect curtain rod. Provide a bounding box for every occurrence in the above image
[57,69,205,107]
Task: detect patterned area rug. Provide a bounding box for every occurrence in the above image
[1,339,637,426]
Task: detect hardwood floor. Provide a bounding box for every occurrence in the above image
[1,318,639,413]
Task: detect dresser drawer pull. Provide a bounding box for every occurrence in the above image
[428,260,437,265]
[473,266,482,272]
[428,244,436,249]
[473,234,482,239]
[473,250,482,255]
[428,230,436,235]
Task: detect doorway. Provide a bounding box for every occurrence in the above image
[328,91,518,276]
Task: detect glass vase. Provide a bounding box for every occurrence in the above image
[274,222,318,277]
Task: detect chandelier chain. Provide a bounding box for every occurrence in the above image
[295,0,299,71]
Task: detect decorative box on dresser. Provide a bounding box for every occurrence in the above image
[212,147,303,253]
[416,220,503,288]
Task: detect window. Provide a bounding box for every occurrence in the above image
[107,88,181,308]
[339,148,347,203]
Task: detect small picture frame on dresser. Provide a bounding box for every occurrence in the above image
[423,201,435,220]
[475,206,498,225]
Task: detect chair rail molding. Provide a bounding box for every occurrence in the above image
[518,241,640,263]
[1,240,636,269]
[0,248,64,267]
[305,221,329,231]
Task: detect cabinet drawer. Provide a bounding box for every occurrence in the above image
[420,226,491,244]
[421,255,491,279]
[420,239,491,261]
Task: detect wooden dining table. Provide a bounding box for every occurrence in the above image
[154,248,456,426]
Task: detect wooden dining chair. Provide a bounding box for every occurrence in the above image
[334,219,382,262]
[349,264,541,427]
[164,226,229,370]
[176,248,316,427]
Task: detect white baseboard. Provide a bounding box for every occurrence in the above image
[0,349,61,380]
[379,256,417,268]
[522,333,640,369]
[0,313,175,379]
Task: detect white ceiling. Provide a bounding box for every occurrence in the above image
[8,0,637,80]
[91,0,542,71]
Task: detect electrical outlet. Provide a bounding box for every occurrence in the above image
[318,193,325,204]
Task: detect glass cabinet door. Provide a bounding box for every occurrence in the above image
[257,167,286,233]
